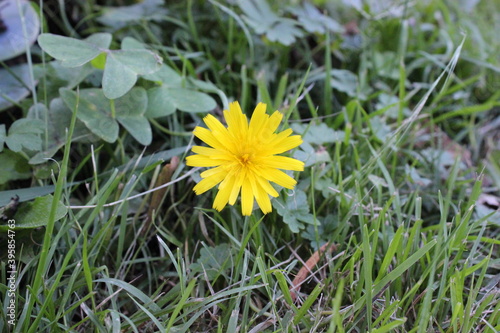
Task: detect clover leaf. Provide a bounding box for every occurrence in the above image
[60,87,152,145]
[38,33,162,99]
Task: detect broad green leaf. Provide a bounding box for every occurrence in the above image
[0,194,67,231]
[0,0,40,61]
[60,87,151,144]
[165,88,217,113]
[5,118,44,152]
[113,86,148,115]
[0,63,34,111]
[114,88,152,145]
[102,53,138,100]
[84,33,114,49]
[0,186,57,207]
[188,78,229,111]
[38,33,112,67]
[33,61,95,100]
[109,50,163,74]
[118,117,152,145]
[145,86,177,118]
[121,36,147,50]
[60,88,119,143]
[143,64,182,87]
[190,244,236,280]
[27,100,97,164]
[102,49,162,99]
[0,150,31,185]
[274,189,315,233]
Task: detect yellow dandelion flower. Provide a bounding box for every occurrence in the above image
[186,101,304,216]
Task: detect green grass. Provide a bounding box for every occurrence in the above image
[1,0,499,332]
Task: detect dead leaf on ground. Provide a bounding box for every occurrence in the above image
[290,242,337,302]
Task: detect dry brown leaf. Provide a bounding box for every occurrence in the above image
[290,243,337,302]
[141,156,179,235]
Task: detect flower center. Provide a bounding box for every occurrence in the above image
[237,153,252,167]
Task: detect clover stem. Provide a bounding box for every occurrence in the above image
[110,98,116,119]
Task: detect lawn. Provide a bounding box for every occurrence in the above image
[0,0,499,332]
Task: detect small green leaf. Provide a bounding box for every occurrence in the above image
[118,117,152,145]
[33,61,95,100]
[97,0,168,27]
[190,244,236,281]
[102,49,162,99]
[60,87,152,144]
[288,3,344,34]
[370,116,392,142]
[114,88,152,145]
[5,119,45,152]
[330,69,360,97]
[90,52,107,70]
[38,33,112,67]
[274,190,315,233]
[0,194,67,231]
[291,123,344,145]
[0,150,31,185]
[60,88,119,143]
[239,0,304,45]
[27,100,97,164]
[265,20,303,45]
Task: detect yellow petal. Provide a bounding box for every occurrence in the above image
[193,172,226,194]
[191,146,233,161]
[225,102,249,138]
[270,135,303,154]
[259,156,304,171]
[260,167,297,189]
[228,169,245,205]
[249,174,272,214]
[203,114,225,133]
[266,111,283,133]
[186,155,224,167]
[200,165,226,178]
[255,175,279,197]
[241,177,254,216]
[193,127,226,151]
[249,103,268,137]
[213,175,234,211]
[203,115,238,153]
